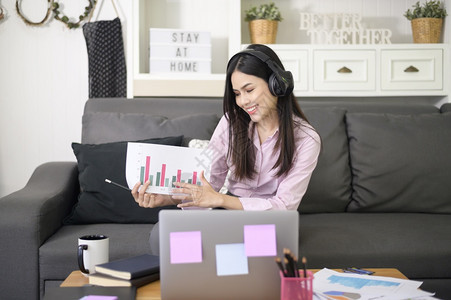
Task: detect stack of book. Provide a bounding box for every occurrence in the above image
[149,28,211,74]
[89,254,160,288]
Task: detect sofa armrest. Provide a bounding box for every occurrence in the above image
[0,161,79,300]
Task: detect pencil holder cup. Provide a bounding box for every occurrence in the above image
[280,270,313,300]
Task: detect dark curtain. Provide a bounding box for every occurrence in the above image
[83,17,126,98]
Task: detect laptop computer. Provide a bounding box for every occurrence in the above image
[159,210,299,300]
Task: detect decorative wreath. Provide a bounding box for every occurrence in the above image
[16,0,97,29]
[15,0,53,26]
[52,0,97,29]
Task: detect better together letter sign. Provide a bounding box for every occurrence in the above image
[299,13,392,44]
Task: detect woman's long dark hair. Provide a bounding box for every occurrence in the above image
[223,44,310,180]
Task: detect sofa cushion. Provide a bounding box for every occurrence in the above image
[441,103,451,113]
[82,112,220,146]
[346,112,451,213]
[299,108,352,213]
[298,213,451,279]
[65,136,183,224]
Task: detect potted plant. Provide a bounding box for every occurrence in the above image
[404,0,447,43]
[245,2,283,44]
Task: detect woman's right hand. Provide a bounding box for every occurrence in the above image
[131,180,177,208]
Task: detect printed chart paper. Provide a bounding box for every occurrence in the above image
[126,142,211,194]
[314,268,433,300]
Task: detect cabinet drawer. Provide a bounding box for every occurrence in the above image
[313,50,376,91]
[274,49,308,92]
[381,49,443,90]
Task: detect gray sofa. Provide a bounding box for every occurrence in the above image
[1,97,451,300]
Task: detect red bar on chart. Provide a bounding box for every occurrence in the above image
[177,169,181,183]
[192,171,197,185]
[160,164,166,186]
[145,156,151,182]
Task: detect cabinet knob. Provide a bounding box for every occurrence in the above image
[404,66,419,73]
[337,66,352,73]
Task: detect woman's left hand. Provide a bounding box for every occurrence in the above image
[172,171,222,209]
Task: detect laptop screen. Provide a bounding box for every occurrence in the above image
[159,210,299,300]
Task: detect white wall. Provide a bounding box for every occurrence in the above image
[0,0,130,197]
[0,0,450,197]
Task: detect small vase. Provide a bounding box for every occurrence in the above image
[249,20,278,44]
[411,18,443,43]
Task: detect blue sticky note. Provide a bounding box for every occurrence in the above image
[215,243,249,276]
[244,224,277,257]
[170,231,202,264]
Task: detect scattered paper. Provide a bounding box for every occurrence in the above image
[314,268,434,300]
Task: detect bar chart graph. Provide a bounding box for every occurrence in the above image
[139,160,199,186]
[126,142,212,195]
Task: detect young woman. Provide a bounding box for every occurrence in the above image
[132,44,320,211]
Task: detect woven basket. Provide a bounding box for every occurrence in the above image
[411,18,443,43]
[249,20,278,44]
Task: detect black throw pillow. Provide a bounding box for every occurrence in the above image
[65,136,183,224]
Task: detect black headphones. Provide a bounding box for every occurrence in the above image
[228,49,294,97]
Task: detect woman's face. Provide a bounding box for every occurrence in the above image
[231,70,278,125]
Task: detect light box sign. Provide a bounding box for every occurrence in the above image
[149,28,211,74]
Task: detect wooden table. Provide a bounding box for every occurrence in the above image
[61,268,407,300]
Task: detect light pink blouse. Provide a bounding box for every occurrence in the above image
[208,115,321,210]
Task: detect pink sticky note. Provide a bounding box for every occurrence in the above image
[170,231,202,264]
[244,224,277,257]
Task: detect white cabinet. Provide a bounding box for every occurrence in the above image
[269,44,448,97]
[381,49,443,91]
[313,50,376,91]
